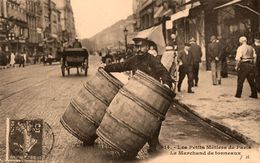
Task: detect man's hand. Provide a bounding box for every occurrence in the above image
[235,66,240,71]
[215,57,219,61]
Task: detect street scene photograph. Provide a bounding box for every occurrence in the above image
[0,0,259,162]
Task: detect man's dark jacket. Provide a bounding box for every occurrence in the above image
[190,43,202,64]
[104,52,173,88]
[208,42,221,62]
[253,44,260,69]
[177,50,194,70]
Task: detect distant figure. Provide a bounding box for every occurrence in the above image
[252,37,260,92]
[10,52,15,67]
[22,51,27,65]
[177,43,194,93]
[72,37,82,48]
[235,36,257,99]
[189,37,202,87]
[217,36,228,78]
[101,52,114,65]
[208,35,222,85]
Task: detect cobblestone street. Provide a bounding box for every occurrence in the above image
[0,55,248,162]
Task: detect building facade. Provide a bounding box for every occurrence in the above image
[0,0,75,59]
[53,0,76,44]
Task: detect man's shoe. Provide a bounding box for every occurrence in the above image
[218,80,221,85]
[177,87,181,92]
[235,95,241,98]
[249,95,258,99]
[188,90,194,93]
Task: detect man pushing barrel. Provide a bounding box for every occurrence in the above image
[101,38,175,153]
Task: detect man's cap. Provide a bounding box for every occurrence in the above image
[239,36,247,43]
[133,38,154,46]
[190,37,196,42]
[210,35,217,42]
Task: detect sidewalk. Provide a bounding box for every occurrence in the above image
[175,70,260,146]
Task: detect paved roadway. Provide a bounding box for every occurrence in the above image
[0,55,242,162]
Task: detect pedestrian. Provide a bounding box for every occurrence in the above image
[0,47,4,68]
[189,37,202,87]
[235,36,258,99]
[208,35,222,85]
[33,50,37,64]
[22,51,27,66]
[177,43,194,93]
[252,37,260,93]
[101,50,114,65]
[18,52,25,67]
[217,36,228,78]
[102,38,174,153]
[72,37,82,48]
[10,51,15,67]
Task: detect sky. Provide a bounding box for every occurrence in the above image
[71,0,133,39]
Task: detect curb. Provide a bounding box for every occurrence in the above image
[172,99,259,148]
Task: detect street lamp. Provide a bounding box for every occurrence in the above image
[123,27,128,52]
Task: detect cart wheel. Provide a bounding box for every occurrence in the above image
[61,66,65,76]
[84,59,88,76]
[67,68,70,75]
[77,68,79,75]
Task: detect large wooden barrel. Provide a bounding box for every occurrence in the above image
[96,70,175,156]
[60,68,123,143]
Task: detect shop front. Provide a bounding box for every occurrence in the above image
[213,0,260,73]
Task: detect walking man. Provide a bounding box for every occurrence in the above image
[190,37,202,87]
[235,36,258,99]
[103,38,174,153]
[252,37,260,92]
[217,36,228,78]
[177,43,194,93]
[208,35,222,85]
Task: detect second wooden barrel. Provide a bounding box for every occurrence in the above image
[97,70,174,156]
[60,68,123,143]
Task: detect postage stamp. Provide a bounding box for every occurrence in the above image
[6,118,54,161]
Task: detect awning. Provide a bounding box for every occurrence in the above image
[169,1,200,22]
[214,0,241,10]
[170,8,190,22]
[236,4,260,16]
[134,24,166,55]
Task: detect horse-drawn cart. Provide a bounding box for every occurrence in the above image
[61,48,89,76]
